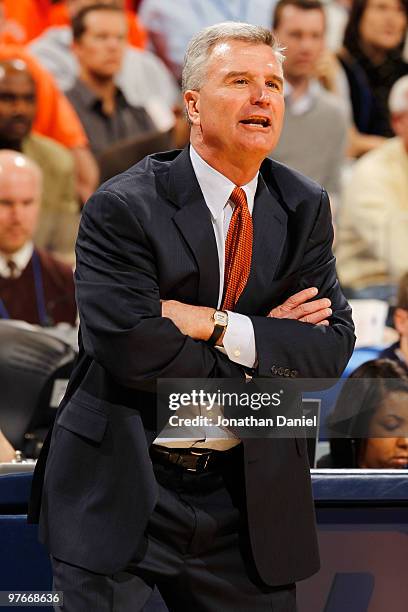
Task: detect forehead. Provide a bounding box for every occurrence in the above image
[0,71,34,92]
[206,40,282,78]
[83,10,127,33]
[376,390,408,417]
[0,170,40,197]
[366,0,404,9]
[277,6,325,29]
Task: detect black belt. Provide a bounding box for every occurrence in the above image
[150,446,224,473]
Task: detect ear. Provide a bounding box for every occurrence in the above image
[390,113,402,137]
[184,90,201,126]
[394,308,408,336]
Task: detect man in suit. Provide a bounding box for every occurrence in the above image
[0,150,76,326]
[29,22,354,611]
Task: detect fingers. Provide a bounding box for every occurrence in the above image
[299,308,332,324]
[281,287,319,309]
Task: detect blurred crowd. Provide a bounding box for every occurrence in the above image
[0,0,408,467]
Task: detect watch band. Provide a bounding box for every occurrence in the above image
[207,310,228,346]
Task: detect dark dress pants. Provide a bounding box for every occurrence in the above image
[51,445,297,612]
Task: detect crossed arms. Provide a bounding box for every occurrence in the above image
[75,188,354,388]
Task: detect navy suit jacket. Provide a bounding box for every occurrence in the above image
[29,147,355,586]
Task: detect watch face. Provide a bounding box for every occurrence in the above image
[214,311,228,325]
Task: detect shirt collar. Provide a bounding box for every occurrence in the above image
[73,78,126,110]
[284,79,321,116]
[0,241,34,278]
[189,145,258,220]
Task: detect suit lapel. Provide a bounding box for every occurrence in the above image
[236,173,287,313]
[168,148,220,308]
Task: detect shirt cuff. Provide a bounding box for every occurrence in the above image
[222,311,257,368]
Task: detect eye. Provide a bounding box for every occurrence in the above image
[379,416,404,432]
[234,78,249,85]
[266,81,281,91]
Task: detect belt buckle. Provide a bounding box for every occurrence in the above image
[186,449,212,473]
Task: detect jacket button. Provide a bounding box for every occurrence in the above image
[271,365,277,375]
[290,369,298,377]
[277,367,284,376]
[284,368,290,377]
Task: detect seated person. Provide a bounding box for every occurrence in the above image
[380,271,408,373]
[336,75,408,298]
[0,59,79,262]
[319,359,408,468]
[0,44,99,203]
[0,150,77,326]
[29,1,180,135]
[0,427,14,462]
[66,3,156,159]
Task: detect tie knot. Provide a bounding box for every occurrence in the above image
[7,259,18,279]
[230,186,247,209]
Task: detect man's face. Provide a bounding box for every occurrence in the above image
[274,7,325,81]
[360,0,407,51]
[0,71,36,143]
[73,10,127,79]
[186,40,285,167]
[0,169,40,254]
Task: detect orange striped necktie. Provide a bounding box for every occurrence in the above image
[222,186,253,311]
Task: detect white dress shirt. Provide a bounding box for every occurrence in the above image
[189,145,257,369]
[0,242,33,279]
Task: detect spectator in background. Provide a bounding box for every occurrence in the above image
[29,0,180,135]
[0,151,76,326]
[271,0,348,205]
[380,272,408,372]
[66,4,155,158]
[338,0,408,157]
[0,60,79,263]
[48,0,147,49]
[0,43,99,203]
[336,75,408,298]
[320,359,408,468]
[139,0,279,83]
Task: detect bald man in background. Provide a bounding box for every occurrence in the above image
[0,150,77,326]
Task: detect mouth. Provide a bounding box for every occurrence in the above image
[239,116,271,128]
[390,457,408,467]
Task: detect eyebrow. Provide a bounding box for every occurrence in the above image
[224,71,284,87]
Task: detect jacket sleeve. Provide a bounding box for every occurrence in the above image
[75,189,245,388]
[250,189,355,379]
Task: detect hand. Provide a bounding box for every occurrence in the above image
[268,287,332,326]
[161,300,214,340]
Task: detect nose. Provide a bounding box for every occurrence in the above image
[12,96,30,116]
[396,437,408,449]
[250,84,271,107]
[9,203,24,223]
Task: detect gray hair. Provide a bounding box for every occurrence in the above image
[389,76,408,114]
[182,21,285,93]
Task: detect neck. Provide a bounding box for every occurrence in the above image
[0,137,22,151]
[286,76,310,100]
[79,69,117,113]
[359,41,387,65]
[191,141,261,185]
